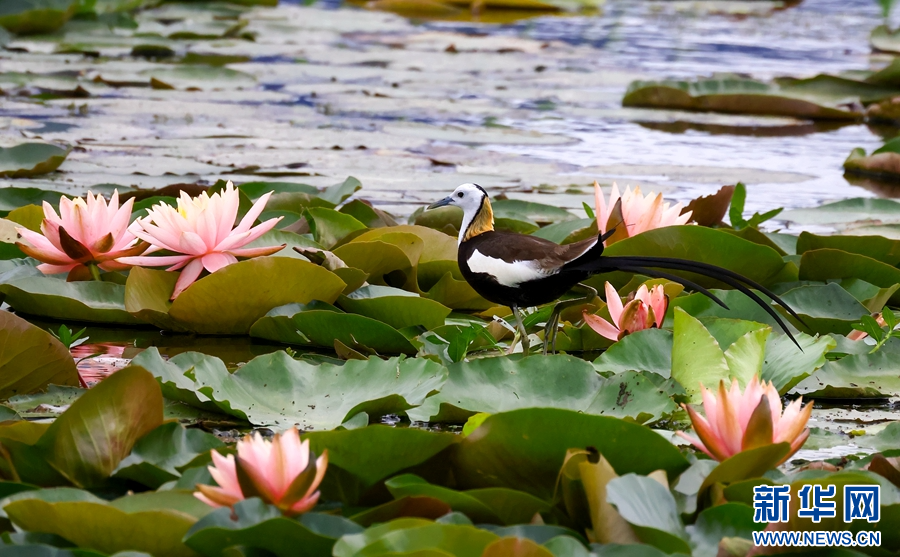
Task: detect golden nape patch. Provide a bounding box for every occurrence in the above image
[463,198,495,241]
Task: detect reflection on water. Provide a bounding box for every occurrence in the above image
[72,343,129,386]
[422,0,900,220]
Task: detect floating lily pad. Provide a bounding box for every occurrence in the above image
[385,474,554,526]
[776,282,869,335]
[112,422,223,489]
[599,226,788,288]
[592,328,672,377]
[491,199,577,225]
[304,426,459,505]
[334,519,500,557]
[606,474,690,555]
[799,249,900,305]
[623,76,863,121]
[454,409,689,499]
[794,350,900,399]
[0,277,142,325]
[0,311,79,399]
[184,500,361,557]
[0,144,70,179]
[250,307,419,354]
[407,355,604,423]
[337,285,452,330]
[0,188,63,217]
[132,349,447,430]
[304,207,368,249]
[780,198,900,227]
[125,258,346,334]
[4,499,196,557]
[35,366,163,488]
[0,0,76,35]
[796,232,900,265]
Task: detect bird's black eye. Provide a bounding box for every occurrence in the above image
[457,192,464,198]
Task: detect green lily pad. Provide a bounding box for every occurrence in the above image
[125,258,346,334]
[0,188,63,217]
[0,310,79,399]
[238,181,319,199]
[112,422,223,489]
[776,283,869,335]
[332,240,415,286]
[0,0,76,35]
[318,176,362,205]
[132,349,447,430]
[669,288,792,329]
[250,308,419,354]
[793,350,900,399]
[671,308,769,400]
[385,474,554,526]
[305,426,459,505]
[592,328,672,376]
[606,474,690,555]
[796,232,900,266]
[780,198,900,227]
[184,500,362,557]
[333,519,499,557]
[454,408,689,499]
[760,332,835,394]
[0,144,70,178]
[530,218,595,244]
[4,499,196,557]
[587,372,681,424]
[623,76,863,120]
[689,503,761,557]
[337,285,451,330]
[799,249,900,305]
[491,199,577,225]
[599,226,788,288]
[407,354,604,423]
[0,277,142,325]
[304,207,367,249]
[35,366,163,487]
[139,65,255,90]
[408,356,677,425]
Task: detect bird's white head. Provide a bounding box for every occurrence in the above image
[428,183,494,244]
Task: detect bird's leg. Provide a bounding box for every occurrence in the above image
[509,304,531,356]
[543,283,599,355]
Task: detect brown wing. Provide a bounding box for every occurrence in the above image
[463,232,600,273]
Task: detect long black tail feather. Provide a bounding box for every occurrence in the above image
[616,266,729,310]
[587,255,803,349]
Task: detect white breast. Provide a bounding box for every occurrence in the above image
[467,250,552,287]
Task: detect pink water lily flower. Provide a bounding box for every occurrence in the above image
[583,282,668,341]
[677,376,812,464]
[195,428,328,516]
[594,181,692,244]
[16,191,145,281]
[119,181,283,299]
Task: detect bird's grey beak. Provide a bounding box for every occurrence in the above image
[428,196,453,210]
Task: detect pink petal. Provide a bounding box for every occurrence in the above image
[604,281,624,324]
[214,218,281,252]
[37,263,78,275]
[226,245,285,258]
[583,311,620,341]
[232,190,274,236]
[117,255,193,268]
[201,252,238,273]
[171,258,205,299]
[208,452,242,499]
[178,231,211,256]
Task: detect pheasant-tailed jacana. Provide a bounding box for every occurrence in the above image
[427,183,802,355]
